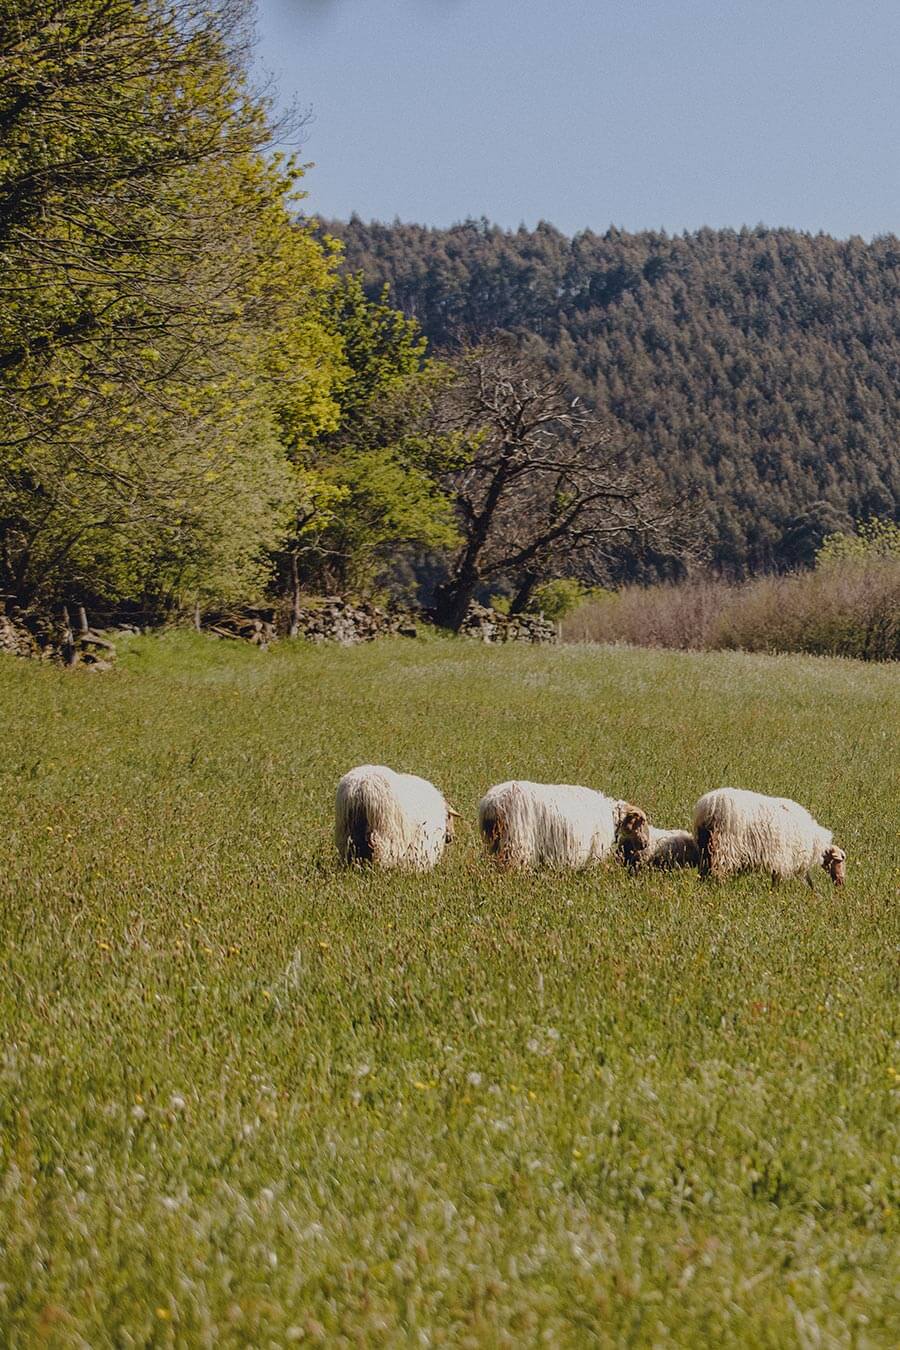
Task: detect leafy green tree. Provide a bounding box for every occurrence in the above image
[523,578,597,621]
[279,272,457,615]
[0,0,345,615]
[816,516,900,565]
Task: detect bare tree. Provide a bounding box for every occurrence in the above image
[427,339,689,630]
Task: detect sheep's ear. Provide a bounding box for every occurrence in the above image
[447,804,462,819]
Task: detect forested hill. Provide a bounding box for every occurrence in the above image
[325,218,900,574]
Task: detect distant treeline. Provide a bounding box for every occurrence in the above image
[326,217,900,577]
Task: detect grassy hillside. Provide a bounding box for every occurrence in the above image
[1,636,898,1345]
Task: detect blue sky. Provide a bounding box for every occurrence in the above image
[255,0,900,238]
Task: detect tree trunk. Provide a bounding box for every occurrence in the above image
[288,551,302,638]
[508,569,540,616]
[61,606,77,667]
[433,464,513,630]
[432,563,479,631]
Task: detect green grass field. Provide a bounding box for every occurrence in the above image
[1,635,898,1346]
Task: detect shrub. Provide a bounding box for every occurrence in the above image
[564,560,900,661]
[563,579,732,650]
[528,579,602,622]
[816,517,900,565]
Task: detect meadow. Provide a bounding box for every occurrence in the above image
[0,634,898,1346]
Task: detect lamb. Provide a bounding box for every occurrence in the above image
[692,787,846,887]
[615,805,699,870]
[335,764,459,870]
[478,780,632,870]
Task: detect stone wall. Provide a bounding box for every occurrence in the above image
[457,601,558,645]
[0,598,117,668]
[0,596,558,664]
[204,600,417,647]
[205,599,557,646]
[0,613,40,659]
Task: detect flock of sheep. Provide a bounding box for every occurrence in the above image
[335,765,847,888]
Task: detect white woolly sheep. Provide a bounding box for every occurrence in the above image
[478,780,631,870]
[335,764,458,870]
[615,805,699,870]
[692,787,846,887]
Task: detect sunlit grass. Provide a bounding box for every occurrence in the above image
[1,634,898,1344]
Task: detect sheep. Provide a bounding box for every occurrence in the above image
[335,764,459,870]
[615,805,699,870]
[692,787,846,887]
[478,780,631,870]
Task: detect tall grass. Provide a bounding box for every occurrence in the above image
[1,635,898,1344]
[564,558,900,660]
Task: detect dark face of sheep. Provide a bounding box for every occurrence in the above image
[615,805,651,867]
[481,810,505,857]
[822,846,846,886]
[616,806,651,851]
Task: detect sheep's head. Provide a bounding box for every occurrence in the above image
[445,804,462,844]
[615,804,651,851]
[822,845,846,886]
[615,803,651,868]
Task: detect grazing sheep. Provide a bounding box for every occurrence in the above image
[692,787,846,887]
[615,805,699,870]
[478,780,630,870]
[335,764,458,870]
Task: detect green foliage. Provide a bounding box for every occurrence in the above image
[322,273,428,427]
[0,0,346,615]
[330,218,900,576]
[817,516,900,565]
[2,377,298,612]
[285,272,458,593]
[496,579,596,621]
[528,577,601,620]
[1,638,898,1342]
[309,446,458,593]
